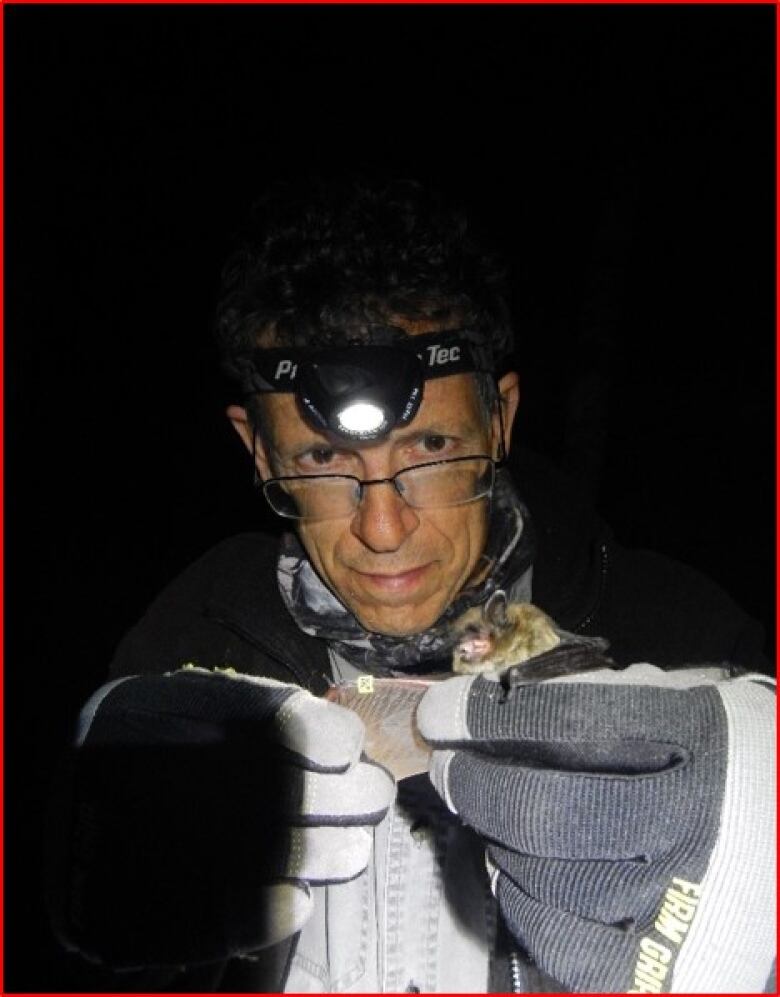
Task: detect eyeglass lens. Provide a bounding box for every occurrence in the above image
[264,457,494,520]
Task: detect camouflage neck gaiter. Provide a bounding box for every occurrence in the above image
[276,470,536,675]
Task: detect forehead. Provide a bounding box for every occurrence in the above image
[260,372,486,450]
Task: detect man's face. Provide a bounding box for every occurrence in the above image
[231,371,518,637]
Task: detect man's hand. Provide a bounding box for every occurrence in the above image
[50,667,395,969]
[418,663,775,993]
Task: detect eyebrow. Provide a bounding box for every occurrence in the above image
[270,417,485,464]
[390,421,483,445]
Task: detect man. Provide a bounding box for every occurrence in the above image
[51,179,774,992]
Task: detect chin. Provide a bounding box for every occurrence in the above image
[352,603,443,638]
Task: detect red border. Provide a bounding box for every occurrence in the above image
[771,0,778,974]
[1,4,776,997]
[2,0,777,4]
[0,1,5,992]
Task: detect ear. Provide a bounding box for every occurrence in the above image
[493,371,520,457]
[225,404,271,480]
[484,589,509,629]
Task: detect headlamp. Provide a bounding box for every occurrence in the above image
[296,346,424,440]
[247,328,495,443]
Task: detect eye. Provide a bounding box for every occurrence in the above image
[294,444,358,475]
[421,434,448,453]
[308,448,335,466]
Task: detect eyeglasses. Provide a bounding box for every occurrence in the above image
[262,455,497,521]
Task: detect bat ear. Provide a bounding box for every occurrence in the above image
[484,589,509,629]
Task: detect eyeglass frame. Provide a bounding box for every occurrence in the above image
[249,372,510,519]
[260,453,501,520]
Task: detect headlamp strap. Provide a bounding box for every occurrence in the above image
[247,329,492,394]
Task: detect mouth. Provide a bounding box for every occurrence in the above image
[354,564,432,594]
[456,634,494,662]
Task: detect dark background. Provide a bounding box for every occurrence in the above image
[6,5,775,990]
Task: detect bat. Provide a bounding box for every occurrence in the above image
[451,590,561,674]
[452,589,613,681]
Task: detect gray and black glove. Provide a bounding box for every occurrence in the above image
[49,666,395,969]
[418,663,775,993]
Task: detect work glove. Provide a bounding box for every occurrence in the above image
[49,666,395,969]
[417,662,775,993]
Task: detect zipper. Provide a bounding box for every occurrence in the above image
[509,948,523,993]
[572,541,609,633]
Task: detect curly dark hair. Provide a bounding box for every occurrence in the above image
[215,177,514,399]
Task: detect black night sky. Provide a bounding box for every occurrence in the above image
[5,5,775,989]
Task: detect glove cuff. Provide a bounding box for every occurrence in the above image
[670,678,775,992]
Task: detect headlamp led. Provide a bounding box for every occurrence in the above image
[336,402,387,435]
[247,328,495,442]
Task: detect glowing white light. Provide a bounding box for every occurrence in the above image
[337,402,386,434]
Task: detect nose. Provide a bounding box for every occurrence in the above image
[349,480,420,553]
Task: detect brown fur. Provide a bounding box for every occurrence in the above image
[451,592,561,674]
